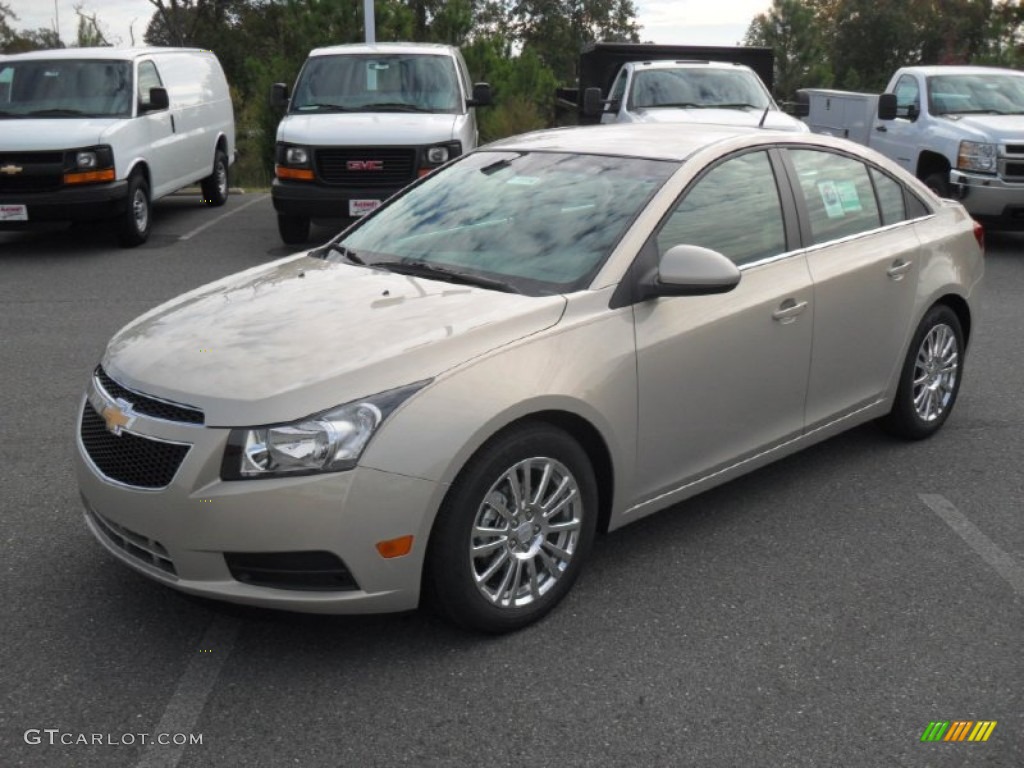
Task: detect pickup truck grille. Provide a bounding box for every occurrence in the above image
[0,151,64,193]
[314,148,416,187]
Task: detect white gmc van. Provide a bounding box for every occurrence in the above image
[0,47,235,247]
[270,43,490,244]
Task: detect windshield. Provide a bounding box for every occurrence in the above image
[0,60,131,118]
[629,67,772,110]
[291,54,462,113]
[330,150,676,295]
[927,73,1024,115]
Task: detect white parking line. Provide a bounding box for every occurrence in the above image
[178,193,270,241]
[135,615,240,768]
[919,493,1024,595]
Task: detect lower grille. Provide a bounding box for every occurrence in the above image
[225,551,359,591]
[80,402,190,489]
[314,148,416,187]
[87,506,177,576]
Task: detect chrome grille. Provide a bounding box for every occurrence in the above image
[87,506,177,576]
[314,147,416,187]
[80,402,190,489]
[95,367,204,425]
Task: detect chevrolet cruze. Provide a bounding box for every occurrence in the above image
[75,124,983,632]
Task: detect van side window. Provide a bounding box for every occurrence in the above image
[655,151,787,266]
[788,148,882,243]
[137,61,163,109]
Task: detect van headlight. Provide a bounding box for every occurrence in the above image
[221,381,430,480]
[957,141,997,173]
[285,146,309,166]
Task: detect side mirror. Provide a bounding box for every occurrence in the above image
[583,87,605,117]
[143,86,169,112]
[906,102,920,121]
[644,244,741,298]
[467,82,492,108]
[270,82,289,110]
[793,89,810,118]
[877,92,897,121]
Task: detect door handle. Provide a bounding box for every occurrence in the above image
[887,259,913,280]
[875,125,888,132]
[170,114,176,133]
[772,299,808,324]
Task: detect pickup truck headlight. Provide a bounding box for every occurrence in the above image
[221,381,430,480]
[957,141,998,173]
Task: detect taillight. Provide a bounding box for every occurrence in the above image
[972,219,985,253]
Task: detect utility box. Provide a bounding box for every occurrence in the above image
[800,88,879,145]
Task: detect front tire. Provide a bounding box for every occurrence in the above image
[426,423,598,633]
[201,149,229,207]
[880,304,964,440]
[117,172,151,248]
[277,214,310,245]
[924,171,951,199]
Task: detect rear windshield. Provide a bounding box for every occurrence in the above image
[0,60,132,118]
[291,54,462,114]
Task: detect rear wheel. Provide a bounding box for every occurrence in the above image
[880,304,964,440]
[277,214,310,245]
[426,423,598,633]
[117,172,151,247]
[201,149,229,207]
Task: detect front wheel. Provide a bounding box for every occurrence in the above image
[277,214,310,245]
[880,304,964,440]
[117,172,151,247]
[201,149,229,207]
[426,423,598,633]
[924,171,951,199]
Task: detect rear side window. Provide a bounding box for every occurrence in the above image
[656,150,787,267]
[788,149,881,244]
[137,61,163,109]
[870,167,907,225]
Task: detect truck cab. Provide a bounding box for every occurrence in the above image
[270,43,490,245]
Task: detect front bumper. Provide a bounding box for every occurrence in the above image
[271,178,404,219]
[74,383,440,614]
[0,180,129,226]
[948,169,1024,228]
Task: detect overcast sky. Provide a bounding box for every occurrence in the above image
[6,0,767,48]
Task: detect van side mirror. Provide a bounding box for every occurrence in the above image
[793,90,810,118]
[877,93,897,121]
[270,82,289,110]
[142,86,169,112]
[583,87,605,117]
[467,82,492,107]
[642,244,741,299]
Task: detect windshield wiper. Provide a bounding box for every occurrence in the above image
[295,102,354,112]
[712,102,762,110]
[363,102,433,113]
[647,102,703,109]
[310,243,364,265]
[372,259,521,293]
[25,108,90,116]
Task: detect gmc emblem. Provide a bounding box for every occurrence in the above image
[347,160,384,171]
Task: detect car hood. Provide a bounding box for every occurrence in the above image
[942,114,1024,142]
[0,117,123,150]
[277,112,459,145]
[102,255,566,426]
[633,108,808,132]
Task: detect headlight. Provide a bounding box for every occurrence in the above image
[76,151,98,169]
[426,146,449,164]
[957,141,998,173]
[221,381,430,480]
[285,146,309,166]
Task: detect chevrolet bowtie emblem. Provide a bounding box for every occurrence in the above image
[0,164,23,175]
[101,398,136,436]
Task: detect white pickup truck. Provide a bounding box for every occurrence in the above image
[801,65,1024,228]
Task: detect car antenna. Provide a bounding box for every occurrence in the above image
[758,105,770,128]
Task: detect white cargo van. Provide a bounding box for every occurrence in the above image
[0,47,235,246]
[270,43,490,244]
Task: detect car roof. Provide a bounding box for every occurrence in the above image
[0,47,209,62]
[309,42,456,57]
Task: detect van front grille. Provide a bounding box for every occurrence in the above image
[314,148,416,187]
[0,152,64,193]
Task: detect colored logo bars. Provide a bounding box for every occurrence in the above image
[921,721,997,742]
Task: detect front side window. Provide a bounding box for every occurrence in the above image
[789,149,882,244]
[334,151,676,295]
[893,75,920,118]
[291,54,462,113]
[630,67,772,110]
[0,60,131,118]
[656,151,787,267]
[136,61,163,110]
[608,69,628,106]
[928,73,1024,115]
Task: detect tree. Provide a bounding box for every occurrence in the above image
[75,6,112,47]
[744,0,833,99]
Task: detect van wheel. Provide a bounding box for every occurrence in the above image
[117,173,151,248]
[426,423,598,633]
[201,149,229,207]
[278,214,310,245]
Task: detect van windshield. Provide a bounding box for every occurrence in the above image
[290,54,462,114]
[0,60,132,118]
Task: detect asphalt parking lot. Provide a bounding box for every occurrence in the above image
[1,192,1021,767]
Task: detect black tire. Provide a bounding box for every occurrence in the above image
[278,214,310,245]
[426,422,598,633]
[924,171,951,199]
[117,172,151,248]
[201,148,229,207]
[880,304,964,440]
